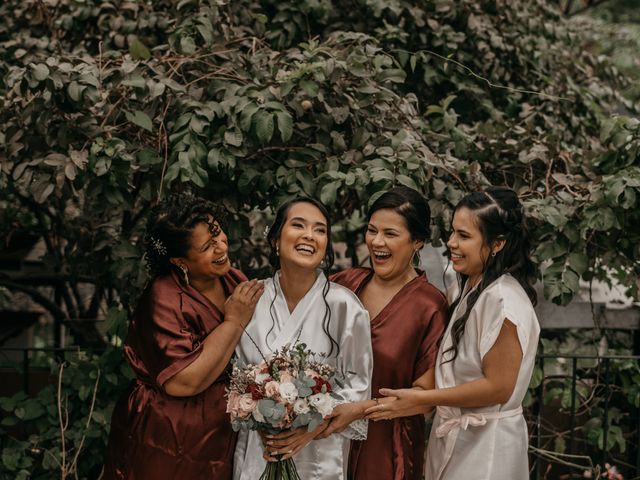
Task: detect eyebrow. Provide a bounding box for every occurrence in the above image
[367,224,400,233]
[289,216,327,227]
[199,237,213,251]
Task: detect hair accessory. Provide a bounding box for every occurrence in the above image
[150,237,167,256]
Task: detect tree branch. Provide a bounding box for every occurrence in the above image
[0,278,69,320]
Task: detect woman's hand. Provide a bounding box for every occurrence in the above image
[315,402,365,439]
[224,279,264,328]
[364,388,432,421]
[261,421,330,461]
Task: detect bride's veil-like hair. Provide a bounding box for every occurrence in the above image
[264,197,339,357]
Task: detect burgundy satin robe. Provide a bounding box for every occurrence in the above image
[331,267,448,480]
[104,268,246,480]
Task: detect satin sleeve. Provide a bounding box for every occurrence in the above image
[332,291,373,440]
[477,279,532,361]
[138,286,203,388]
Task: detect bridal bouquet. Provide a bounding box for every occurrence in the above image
[227,343,342,480]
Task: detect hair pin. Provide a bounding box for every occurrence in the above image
[150,236,167,256]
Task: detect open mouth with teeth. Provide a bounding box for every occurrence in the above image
[372,250,391,261]
[295,244,316,255]
[213,254,228,265]
[450,253,464,262]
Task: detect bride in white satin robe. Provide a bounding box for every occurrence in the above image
[233,199,373,480]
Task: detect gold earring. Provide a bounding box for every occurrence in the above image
[179,264,189,286]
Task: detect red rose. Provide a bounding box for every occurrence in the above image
[311,377,332,394]
[245,384,263,400]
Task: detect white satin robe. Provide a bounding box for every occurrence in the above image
[233,271,373,480]
[425,274,540,480]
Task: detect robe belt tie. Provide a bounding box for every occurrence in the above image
[435,406,523,438]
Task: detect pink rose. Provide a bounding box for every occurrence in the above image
[237,393,257,418]
[279,372,294,383]
[264,381,280,398]
[226,391,241,417]
[305,369,319,378]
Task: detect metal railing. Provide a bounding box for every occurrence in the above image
[1,347,639,478]
[530,354,640,479]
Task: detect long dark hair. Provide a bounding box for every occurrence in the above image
[144,192,227,277]
[265,197,339,356]
[368,186,431,243]
[443,186,537,363]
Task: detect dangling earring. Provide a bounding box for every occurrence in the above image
[320,259,326,268]
[276,245,280,257]
[413,249,423,268]
[179,264,190,286]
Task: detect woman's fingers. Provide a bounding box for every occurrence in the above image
[247,281,264,303]
[264,427,306,442]
[378,388,401,397]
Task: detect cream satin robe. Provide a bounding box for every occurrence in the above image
[425,274,540,480]
[233,271,373,480]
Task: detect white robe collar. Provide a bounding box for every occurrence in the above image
[266,269,329,351]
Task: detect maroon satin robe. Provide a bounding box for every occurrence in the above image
[104,268,246,480]
[331,267,448,480]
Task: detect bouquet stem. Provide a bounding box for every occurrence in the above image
[259,458,301,480]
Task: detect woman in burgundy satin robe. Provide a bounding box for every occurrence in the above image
[104,193,263,480]
[330,187,448,480]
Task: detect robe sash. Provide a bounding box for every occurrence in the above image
[435,405,523,438]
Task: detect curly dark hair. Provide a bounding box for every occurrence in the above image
[144,192,228,277]
[443,186,537,363]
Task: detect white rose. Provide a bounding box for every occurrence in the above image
[255,373,271,385]
[308,393,333,417]
[252,404,265,423]
[278,382,299,403]
[293,399,310,415]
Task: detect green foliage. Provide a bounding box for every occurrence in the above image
[525,330,640,476]
[1,0,639,313]
[0,309,131,479]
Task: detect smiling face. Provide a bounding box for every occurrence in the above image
[176,220,230,281]
[276,202,328,272]
[447,207,492,287]
[366,208,422,281]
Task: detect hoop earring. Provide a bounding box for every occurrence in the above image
[491,251,497,257]
[179,264,190,286]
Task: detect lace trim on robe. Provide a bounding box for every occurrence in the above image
[331,397,368,441]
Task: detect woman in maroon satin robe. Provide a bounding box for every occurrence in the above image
[104,193,264,480]
[329,187,448,480]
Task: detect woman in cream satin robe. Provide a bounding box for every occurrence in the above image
[233,197,373,480]
[367,187,540,480]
